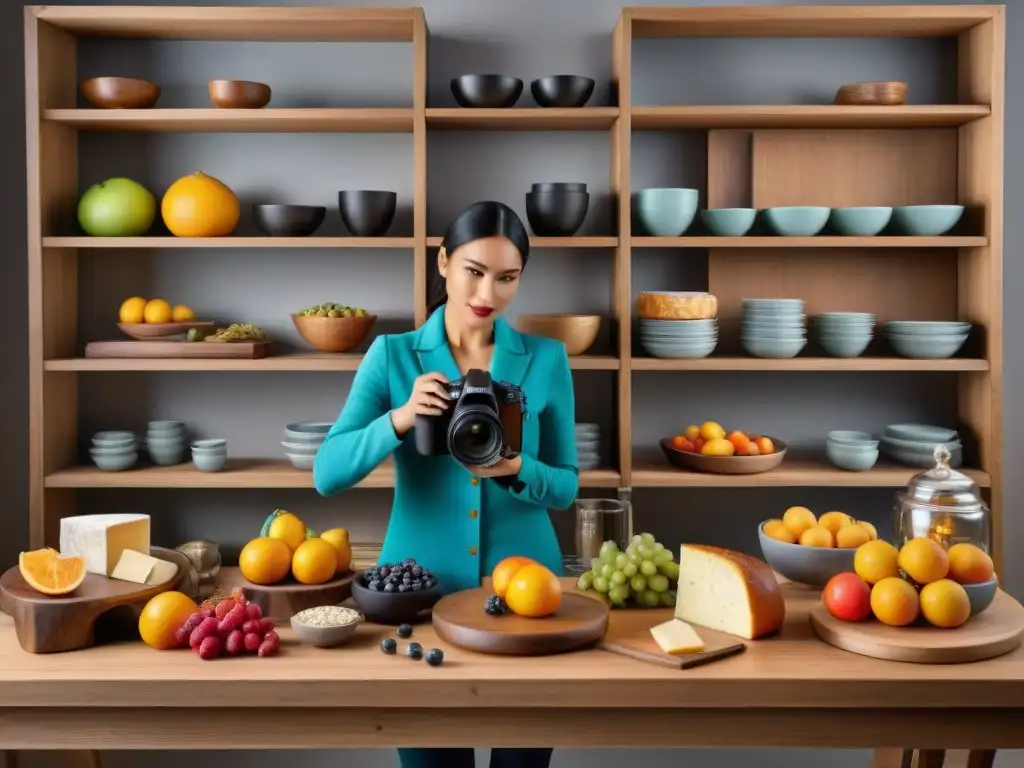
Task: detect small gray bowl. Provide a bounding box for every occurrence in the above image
[701,207,757,236]
[286,453,315,470]
[962,578,998,616]
[148,420,185,431]
[93,430,135,442]
[829,206,893,236]
[89,449,138,472]
[884,423,958,443]
[147,447,186,466]
[290,606,363,647]
[742,336,807,359]
[284,422,333,442]
[192,451,227,472]
[827,430,878,446]
[818,334,871,358]
[758,521,857,586]
[826,442,879,471]
[192,438,227,450]
[892,205,965,236]
[763,206,831,237]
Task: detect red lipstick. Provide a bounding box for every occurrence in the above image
[470,306,494,318]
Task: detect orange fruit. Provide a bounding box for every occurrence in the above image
[18,548,86,596]
[799,525,834,548]
[161,170,240,237]
[238,537,292,585]
[782,506,816,538]
[836,525,872,549]
[818,511,854,536]
[919,579,971,629]
[898,537,949,585]
[727,430,751,454]
[491,555,536,599]
[762,520,797,544]
[870,577,920,627]
[319,528,352,573]
[268,511,307,551]
[854,540,900,585]
[504,563,562,618]
[947,543,994,584]
[291,538,338,585]
[856,521,878,541]
[138,591,199,650]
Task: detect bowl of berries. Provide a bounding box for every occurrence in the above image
[351,558,441,625]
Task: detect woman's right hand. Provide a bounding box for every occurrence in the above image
[390,371,453,436]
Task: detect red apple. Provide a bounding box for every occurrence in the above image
[823,572,872,622]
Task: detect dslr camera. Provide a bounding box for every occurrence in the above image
[414,369,527,467]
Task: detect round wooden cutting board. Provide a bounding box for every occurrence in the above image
[228,568,355,621]
[809,589,1024,663]
[431,586,609,655]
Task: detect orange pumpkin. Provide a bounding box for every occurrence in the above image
[161,171,240,237]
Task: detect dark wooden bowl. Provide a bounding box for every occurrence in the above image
[350,579,441,625]
[659,436,787,475]
[80,77,160,109]
[209,79,271,109]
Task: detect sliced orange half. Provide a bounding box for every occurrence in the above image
[19,547,87,596]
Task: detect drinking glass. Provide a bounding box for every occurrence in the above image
[565,498,632,574]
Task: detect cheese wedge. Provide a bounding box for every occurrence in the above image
[59,513,151,577]
[674,543,785,640]
[111,549,179,586]
[650,618,705,654]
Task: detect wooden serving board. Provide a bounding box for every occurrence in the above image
[809,589,1024,664]
[218,567,354,622]
[0,547,187,654]
[85,340,270,359]
[597,609,746,669]
[431,586,609,655]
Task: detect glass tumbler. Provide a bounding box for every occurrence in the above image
[568,498,632,574]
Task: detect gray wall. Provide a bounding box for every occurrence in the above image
[2,0,1021,766]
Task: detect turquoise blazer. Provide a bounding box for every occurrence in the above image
[313,306,579,593]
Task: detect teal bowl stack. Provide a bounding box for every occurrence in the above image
[741,298,806,358]
[880,422,963,468]
[90,430,139,472]
[638,317,718,358]
[810,311,874,358]
[883,320,972,359]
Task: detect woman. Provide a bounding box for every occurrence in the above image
[313,200,579,768]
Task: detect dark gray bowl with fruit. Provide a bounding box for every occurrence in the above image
[351,560,441,625]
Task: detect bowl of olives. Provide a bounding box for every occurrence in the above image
[292,303,377,353]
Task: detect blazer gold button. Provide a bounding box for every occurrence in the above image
[469,546,478,555]
[470,477,479,486]
[469,509,478,519]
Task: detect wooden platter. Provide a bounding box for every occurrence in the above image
[0,546,188,654]
[118,321,214,339]
[659,437,787,475]
[809,589,1024,663]
[218,567,355,621]
[597,609,746,669]
[431,586,609,655]
[85,339,270,359]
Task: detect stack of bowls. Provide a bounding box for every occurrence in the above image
[145,420,187,466]
[881,423,963,468]
[191,438,227,473]
[282,421,331,470]
[635,187,699,237]
[811,312,875,358]
[638,317,718,358]
[883,320,972,359]
[90,430,138,472]
[575,423,600,471]
[741,299,806,359]
[825,430,879,472]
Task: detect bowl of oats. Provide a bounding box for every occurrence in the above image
[290,605,363,647]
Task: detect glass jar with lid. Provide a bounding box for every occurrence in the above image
[894,445,992,553]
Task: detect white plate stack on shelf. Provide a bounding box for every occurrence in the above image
[741,298,807,359]
[282,421,331,470]
[575,422,601,471]
[635,291,719,359]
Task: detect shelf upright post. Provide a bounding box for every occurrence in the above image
[412,8,429,327]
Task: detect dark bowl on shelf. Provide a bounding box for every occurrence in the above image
[350,578,442,625]
[531,182,588,194]
[338,190,398,237]
[531,75,595,108]
[254,204,326,237]
[451,74,523,108]
[80,77,161,109]
[525,190,590,237]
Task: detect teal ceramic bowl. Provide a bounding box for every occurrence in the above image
[884,320,971,336]
[825,441,879,471]
[741,337,806,358]
[827,430,878,446]
[89,448,138,472]
[640,338,718,359]
[963,579,998,616]
[886,334,968,359]
[192,451,227,472]
[700,208,757,236]
[818,334,871,358]
[892,205,965,236]
[284,422,332,442]
[829,206,893,236]
[636,188,699,236]
[282,440,322,456]
[763,206,831,236]
[883,423,958,443]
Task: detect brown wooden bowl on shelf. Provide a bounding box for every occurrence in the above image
[659,436,787,475]
[117,321,214,340]
[292,313,377,353]
[516,313,600,355]
[833,81,908,106]
[80,77,161,109]
[209,79,272,109]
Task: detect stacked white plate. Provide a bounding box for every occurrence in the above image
[575,422,600,471]
[741,298,807,359]
[282,421,331,470]
[638,317,718,359]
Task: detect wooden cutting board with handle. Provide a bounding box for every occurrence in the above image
[597,608,746,669]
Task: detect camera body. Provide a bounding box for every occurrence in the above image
[414,368,527,467]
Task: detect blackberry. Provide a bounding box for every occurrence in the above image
[380,638,397,654]
[407,642,423,660]
[484,595,507,616]
[397,623,413,638]
[425,648,444,667]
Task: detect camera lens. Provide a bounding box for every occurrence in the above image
[448,409,504,467]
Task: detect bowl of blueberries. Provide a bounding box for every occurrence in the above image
[351,558,441,625]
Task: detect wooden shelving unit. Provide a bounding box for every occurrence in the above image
[24,5,1005,572]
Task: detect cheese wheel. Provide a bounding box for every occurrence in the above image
[674,543,785,640]
[636,291,718,320]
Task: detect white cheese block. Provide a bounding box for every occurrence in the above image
[60,513,151,576]
[110,549,179,586]
[650,618,705,654]
[674,543,785,640]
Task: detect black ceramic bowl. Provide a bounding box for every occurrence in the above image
[338,190,397,237]
[531,75,595,108]
[350,579,442,625]
[451,74,523,108]
[253,204,326,237]
[525,190,590,237]
[531,182,588,194]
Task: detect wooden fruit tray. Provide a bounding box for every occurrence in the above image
[85,340,270,359]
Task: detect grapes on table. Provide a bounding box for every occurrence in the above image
[575,533,679,609]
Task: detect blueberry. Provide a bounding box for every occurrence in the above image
[411,581,423,591]
[484,595,507,616]
[381,638,397,654]
[412,566,423,578]
[397,623,413,638]
[425,648,444,667]
[380,566,391,577]
[384,582,396,593]
[407,642,423,660]
[398,584,408,593]
[368,581,380,591]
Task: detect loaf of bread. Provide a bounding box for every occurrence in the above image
[674,543,785,640]
[636,291,718,320]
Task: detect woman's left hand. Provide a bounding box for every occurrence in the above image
[467,455,522,478]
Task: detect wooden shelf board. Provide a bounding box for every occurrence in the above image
[43,237,415,249]
[43,109,415,133]
[630,105,990,130]
[631,236,987,249]
[31,6,418,41]
[425,108,619,130]
[427,236,618,248]
[45,460,621,489]
[631,356,989,372]
[630,461,991,488]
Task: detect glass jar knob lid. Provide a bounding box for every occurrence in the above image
[903,444,983,509]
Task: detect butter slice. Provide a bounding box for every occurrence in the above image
[111,549,179,586]
[650,618,705,655]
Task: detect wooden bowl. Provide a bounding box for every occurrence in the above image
[118,321,213,339]
[209,79,271,109]
[834,81,908,106]
[291,313,377,353]
[80,77,160,109]
[516,314,600,355]
[659,437,787,475]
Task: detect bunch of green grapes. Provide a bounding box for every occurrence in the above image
[576,532,679,608]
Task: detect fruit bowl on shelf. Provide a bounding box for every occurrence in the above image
[118,321,214,340]
[292,304,376,353]
[659,435,787,475]
[350,560,441,625]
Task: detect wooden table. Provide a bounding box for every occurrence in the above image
[0,581,1020,767]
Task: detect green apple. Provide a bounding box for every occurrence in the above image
[77,177,156,237]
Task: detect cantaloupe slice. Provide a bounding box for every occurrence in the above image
[19,548,87,596]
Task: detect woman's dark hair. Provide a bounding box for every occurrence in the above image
[427,200,530,315]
